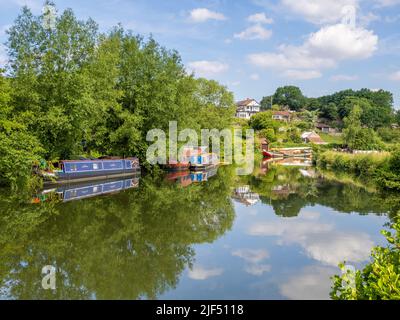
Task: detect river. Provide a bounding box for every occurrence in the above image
[0,160,396,300]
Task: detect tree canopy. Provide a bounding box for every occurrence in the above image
[0,4,235,188]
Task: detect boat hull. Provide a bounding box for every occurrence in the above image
[44,170,141,186]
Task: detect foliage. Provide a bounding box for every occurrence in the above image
[260,95,273,111]
[0,167,235,299]
[331,223,400,300]
[272,86,306,111]
[377,127,400,143]
[343,106,385,151]
[249,111,280,131]
[315,149,400,191]
[0,70,44,189]
[0,5,235,188]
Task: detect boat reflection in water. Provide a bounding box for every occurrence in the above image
[165,165,219,187]
[264,157,313,167]
[32,175,140,203]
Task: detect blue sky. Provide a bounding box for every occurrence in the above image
[0,0,399,107]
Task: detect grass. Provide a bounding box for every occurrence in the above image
[319,132,344,144]
[316,150,391,177]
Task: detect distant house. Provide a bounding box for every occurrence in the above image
[301,131,327,145]
[235,98,261,120]
[272,111,291,122]
[316,123,336,133]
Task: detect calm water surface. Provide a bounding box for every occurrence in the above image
[0,161,396,300]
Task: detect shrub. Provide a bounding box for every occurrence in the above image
[331,223,400,300]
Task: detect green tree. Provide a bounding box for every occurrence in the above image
[343,106,384,150]
[273,86,306,111]
[260,95,273,111]
[320,102,338,120]
[0,70,43,189]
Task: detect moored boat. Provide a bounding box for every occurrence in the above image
[39,157,140,185]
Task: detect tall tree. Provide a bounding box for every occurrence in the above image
[273,86,306,111]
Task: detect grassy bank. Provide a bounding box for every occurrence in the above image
[314,150,400,191]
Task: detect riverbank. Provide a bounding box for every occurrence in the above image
[314,149,400,191]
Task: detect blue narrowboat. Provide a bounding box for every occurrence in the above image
[32,177,140,203]
[41,157,140,185]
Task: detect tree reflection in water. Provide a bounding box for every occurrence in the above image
[0,163,398,299]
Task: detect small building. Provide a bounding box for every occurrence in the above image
[272,111,291,122]
[301,131,326,145]
[316,123,336,133]
[235,98,261,120]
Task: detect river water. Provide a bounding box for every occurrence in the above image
[0,160,396,300]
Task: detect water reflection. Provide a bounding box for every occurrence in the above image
[0,163,398,300]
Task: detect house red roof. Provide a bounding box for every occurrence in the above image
[305,133,325,144]
[273,111,291,117]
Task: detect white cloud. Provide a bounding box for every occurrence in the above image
[281,0,359,25]
[188,265,224,280]
[250,73,260,80]
[232,249,269,263]
[282,69,322,80]
[247,216,374,266]
[189,8,227,23]
[330,74,359,81]
[245,264,272,276]
[389,70,400,80]
[234,25,272,40]
[248,46,335,70]
[248,23,378,78]
[187,60,229,77]
[280,266,337,300]
[247,12,274,24]
[307,24,378,60]
[232,249,271,276]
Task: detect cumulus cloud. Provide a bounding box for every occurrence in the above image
[282,69,322,80]
[247,12,274,24]
[232,249,271,276]
[247,216,374,266]
[280,266,337,300]
[189,8,227,23]
[330,74,359,81]
[307,24,378,60]
[232,249,270,263]
[245,264,271,276]
[188,265,224,280]
[281,0,359,25]
[248,23,378,79]
[234,24,272,40]
[389,70,400,80]
[187,60,229,77]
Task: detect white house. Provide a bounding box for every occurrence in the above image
[236,98,261,120]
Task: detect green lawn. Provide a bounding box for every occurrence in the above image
[319,132,344,144]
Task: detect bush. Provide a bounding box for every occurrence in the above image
[331,222,400,300]
[260,128,276,143]
[0,131,44,189]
